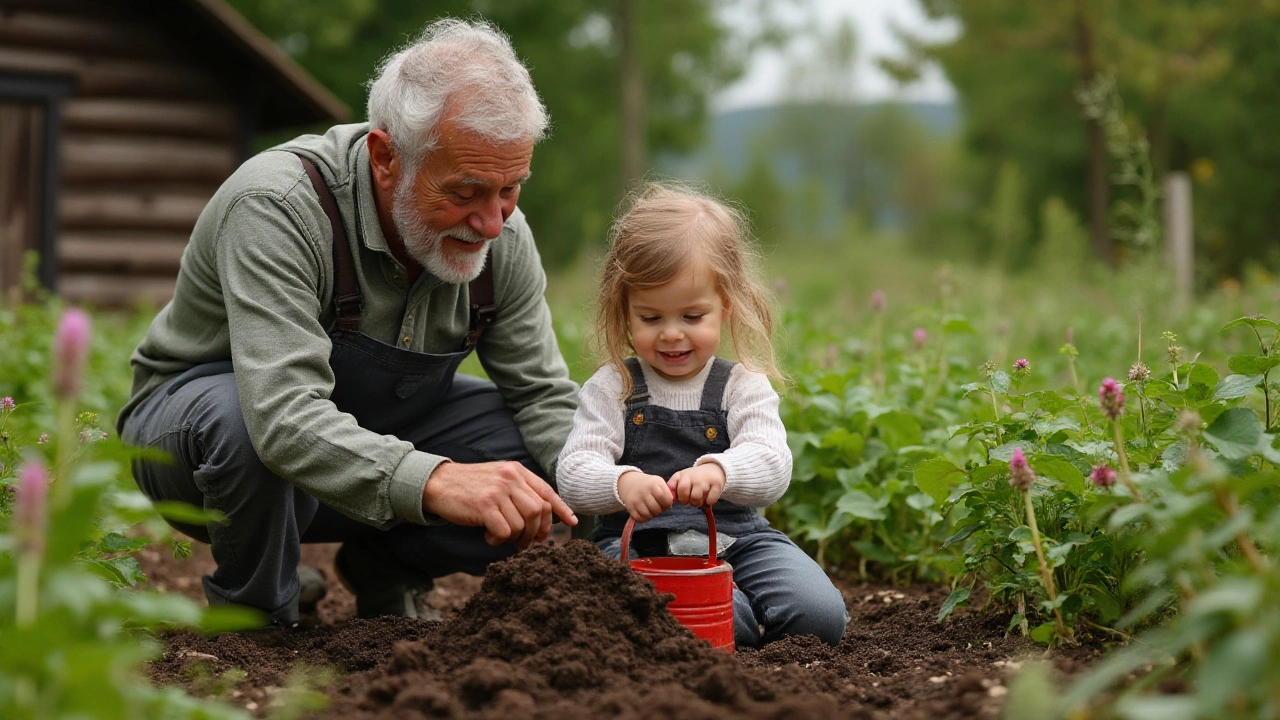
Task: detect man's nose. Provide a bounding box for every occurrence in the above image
[468,196,508,239]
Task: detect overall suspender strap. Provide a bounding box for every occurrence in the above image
[296,155,362,333]
[623,357,650,407]
[295,153,497,347]
[700,358,735,411]
[462,257,496,350]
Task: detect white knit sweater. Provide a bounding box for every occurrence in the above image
[556,357,792,516]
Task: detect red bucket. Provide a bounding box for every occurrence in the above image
[620,506,735,653]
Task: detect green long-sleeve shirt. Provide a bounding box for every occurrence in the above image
[119,123,578,529]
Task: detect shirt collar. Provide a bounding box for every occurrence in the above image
[352,136,391,255]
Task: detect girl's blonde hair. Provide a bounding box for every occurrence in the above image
[592,182,782,397]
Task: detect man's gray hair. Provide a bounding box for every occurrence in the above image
[367,18,549,173]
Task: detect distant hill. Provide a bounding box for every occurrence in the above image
[666,101,959,180]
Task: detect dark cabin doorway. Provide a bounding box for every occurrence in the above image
[0,101,44,296]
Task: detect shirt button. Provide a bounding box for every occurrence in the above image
[402,336,411,345]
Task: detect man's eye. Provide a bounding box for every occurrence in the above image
[453,190,476,201]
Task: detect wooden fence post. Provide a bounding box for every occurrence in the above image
[1163,171,1194,313]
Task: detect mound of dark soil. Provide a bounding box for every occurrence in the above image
[320,539,858,719]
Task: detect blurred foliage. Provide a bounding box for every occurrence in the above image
[222,0,792,267]
[895,0,1279,278]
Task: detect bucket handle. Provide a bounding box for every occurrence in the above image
[619,498,717,564]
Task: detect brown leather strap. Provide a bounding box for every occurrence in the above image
[296,154,361,333]
[463,256,496,350]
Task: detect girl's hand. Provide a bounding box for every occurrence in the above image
[668,463,726,508]
[618,470,674,522]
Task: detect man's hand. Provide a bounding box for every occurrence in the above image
[423,461,577,550]
[617,470,674,522]
[668,462,726,508]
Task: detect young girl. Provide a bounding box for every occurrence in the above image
[557,184,847,649]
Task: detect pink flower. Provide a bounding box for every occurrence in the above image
[870,289,887,313]
[1,396,13,411]
[16,458,49,554]
[1090,465,1117,488]
[1013,358,1030,373]
[52,308,92,401]
[1008,448,1036,491]
[913,327,928,348]
[1099,378,1125,419]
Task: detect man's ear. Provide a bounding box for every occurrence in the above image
[367,129,400,194]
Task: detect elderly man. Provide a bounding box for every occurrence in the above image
[118,19,578,626]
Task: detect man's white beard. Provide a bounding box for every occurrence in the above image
[392,174,492,284]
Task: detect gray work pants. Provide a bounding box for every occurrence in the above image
[121,368,535,625]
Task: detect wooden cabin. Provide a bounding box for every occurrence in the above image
[0,0,347,305]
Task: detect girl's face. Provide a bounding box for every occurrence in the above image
[626,258,729,381]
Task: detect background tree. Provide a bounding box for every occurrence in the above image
[223,0,755,266]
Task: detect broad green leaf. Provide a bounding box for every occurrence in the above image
[1026,391,1074,414]
[914,457,965,504]
[1227,354,1280,375]
[971,463,1008,486]
[852,540,898,564]
[836,490,887,520]
[1220,316,1280,333]
[1186,363,1219,393]
[1032,416,1080,438]
[1030,454,1086,494]
[1203,407,1265,460]
[990,369,1011,395]
[1029,622,1056,645]
[1212,374,1263,401]
[1195,630,1267,714]
[874,411,923,450]
[940,523,981,550]
[937,586,971,622]
[990,441,1037,462]
[1187,578,1263,617]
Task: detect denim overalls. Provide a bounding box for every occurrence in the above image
[592,356,849,648]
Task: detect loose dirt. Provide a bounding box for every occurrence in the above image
[142,539,1103,719]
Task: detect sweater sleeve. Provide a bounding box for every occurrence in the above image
[555,366,639,515]
[695,366,792,507]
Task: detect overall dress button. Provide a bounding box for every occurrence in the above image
[705,427,718,440]
[632,412,644,425]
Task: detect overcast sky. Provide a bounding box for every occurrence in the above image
[713,0,959,110]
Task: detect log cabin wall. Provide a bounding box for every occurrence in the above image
[0,0,247,306]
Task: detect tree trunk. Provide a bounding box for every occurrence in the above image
[619,0,646,187]
[1076,5,1112,264]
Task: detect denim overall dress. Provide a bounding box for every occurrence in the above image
[593,356,770,549]
[593,357,849,648]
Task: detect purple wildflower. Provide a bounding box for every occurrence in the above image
[1099,378,1125,419]
[16,459,49,554]
[1008,448,1036,491]
[913,327,928,348]
[1,396,13,411]
[53,308,92,401]
[1013,358,1031,374]
[870,289,887,313]
[1090,465,1117,488]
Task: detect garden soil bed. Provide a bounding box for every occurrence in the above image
[139,537,1102,719]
